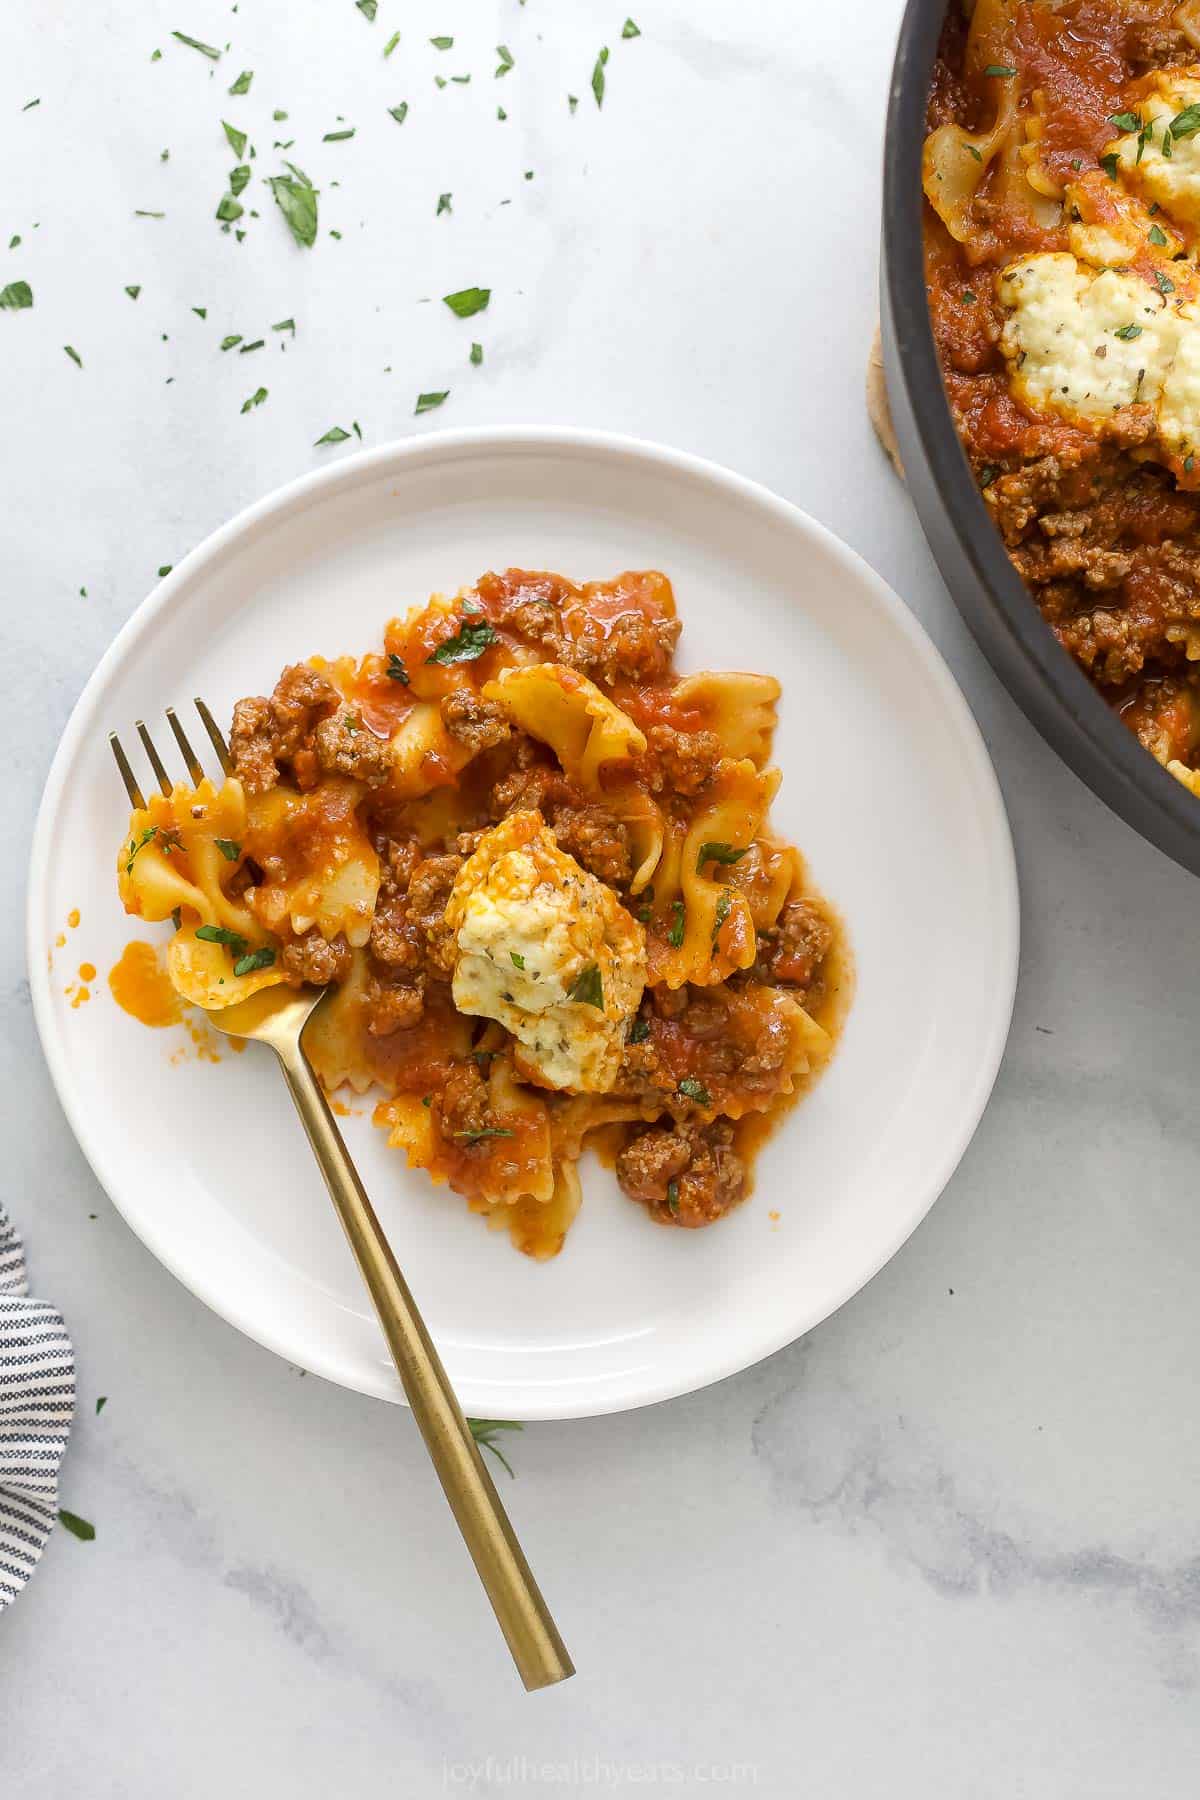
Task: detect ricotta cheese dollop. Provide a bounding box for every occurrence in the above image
[443,810,647,1094]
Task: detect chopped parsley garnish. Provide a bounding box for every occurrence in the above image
[233,946,276,977]
[592,45,609,107]
[22,98,40,111]
[57,1508,95,1541]
[323,127,356,141]
[415,388,450,414]
[568,95,579,113]
[470,341,483,365]
[195,924,249,952]
[192,306,207,319]
[95,1396,107,1414]
[712,890,732,940]
[1154,271,1175,296]
[268,163,319,248]
[628,1016,651,1044]
[1109,110,1140,132]
[966,143,983,162]
[171,30,220,59]
[229,166,251,197]
[240,386,268,412]
[221,334,243,350]
[696,841,747,871]
[215,838,241,861]
[454,1127,514,1142]
[63,344,82,367]
[427,617,495,663]
[1149,223,1169,246]
[357,0,378,17]
[272,318,296,334]
[430,35,454,49]
[436,191,452,215]
[315,424,352,444]
[979,464,999,488]
[509,951,526,970]
[386,652,410,683]
[677,1077,711,1106]
[962,288,977,303]
[158,565,173,577]
[452,75,471,85]
[667,898,685,948]
[0,281,33,310]
[223,120,247,157]
[216,195,244,224]
[1171,103,1200,139]
[389,102,409,124]
[125,284,141,299]
[228,69,253,94]
[666,1180,680,1215]
[1187,455,1196,474]
[135,210,166,218]
[1163,126,1175,160]
[443,285,490,318]
[496,44,514,76]
[983,63,1015,77]
[467,1417,522,1477]
[623,18,641,37]
[567,964,604,1008]
[124,826,157,874]
[384,30,401,56]
[1114,323,1143,340]
[1100,152,1120,180]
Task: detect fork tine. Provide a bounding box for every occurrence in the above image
[166,706,205,784]
[136,721,173,798]
[194,697,233,776]
[109,732,146,810]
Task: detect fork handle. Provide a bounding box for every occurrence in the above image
[272,1036,574,1692]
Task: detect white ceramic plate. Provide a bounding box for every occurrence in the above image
[28,430,1018,1419]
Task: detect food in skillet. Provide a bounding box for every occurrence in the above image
[925,0,1200,792]
[114,569,848,1258]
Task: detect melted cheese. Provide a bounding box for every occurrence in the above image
[1109,75,1200,226]
[997,254,1200,473]
[444,812,647,1093]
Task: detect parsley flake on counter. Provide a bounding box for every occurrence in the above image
[427,616,494,662]
[196,924,248,951]
[229,165,251,195]
[215,838,241,861]
[240,385,268,411]
[470,341,483,365]
[568,94,579,112]
[497,105,507,120]
[95,1397,107,1415]
[172,30,221,59]
[415,389,450,416]
[443,285,490,318]
[496,43,514,75]
[268,163,319,247]
[467,1418,522,1477]
[158,564,173,577]
[239,338,264,352]
[622,17,641,36]
[216,195,243,223]
[9,234,19,248]
[667,898,685,948]
[125,284,141,299]
[386,652,410,683]
[357,0,378,17]
[384,30,401,56]
[223,120,247,157]
[324,127,356,141]
[315,424,352,444]
[592,46,609,107]
[135,209,166,218]
[389,102,409,123]
[0,281,33,310]
[221,334,242,350]
[57,1509,95,1542]
[272,317,295,333]
[430,35,454,48]
[63,344,82,367]
[677,1077,711,1105]
[436,192,452,214]
[228,69,253,94]
[23,98,41,111]
[451,74,471,85]
[567,964,604,1008]
[192,306,207,318]
[234,946,275,976]
[435,75,447,88]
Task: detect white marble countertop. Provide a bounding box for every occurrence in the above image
[5,1,1200,1792]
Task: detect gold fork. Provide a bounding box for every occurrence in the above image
[110,700,574,1692]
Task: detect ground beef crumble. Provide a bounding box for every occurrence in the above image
[615,1119,746,1227]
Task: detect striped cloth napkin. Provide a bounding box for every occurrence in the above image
[0,1201,75,1610]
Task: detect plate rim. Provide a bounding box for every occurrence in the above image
[26,425,1020,1418]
